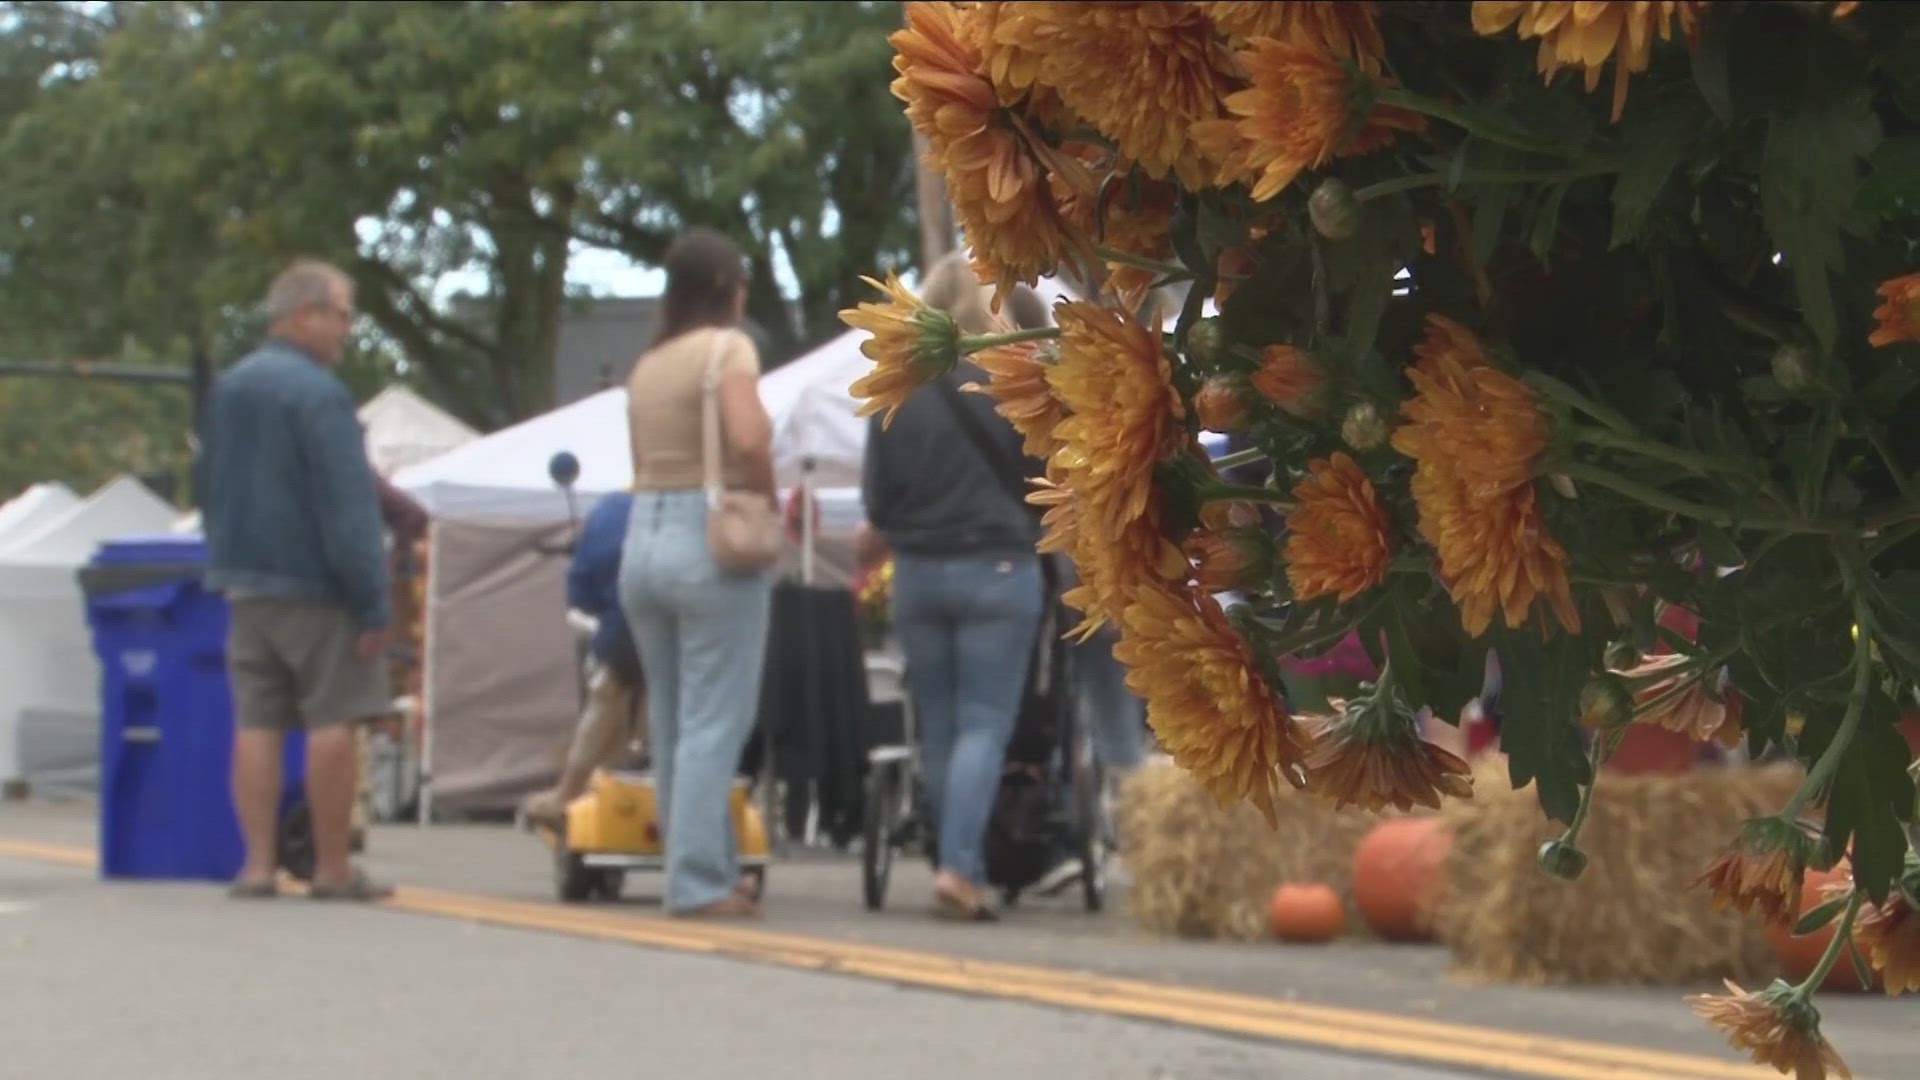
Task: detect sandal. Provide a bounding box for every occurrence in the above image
[932,886,997,923]
[228,878,280,900]
[308,870,395,903]
[670,894,760,919]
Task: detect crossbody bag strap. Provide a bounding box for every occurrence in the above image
[927,374,1061,600]
[699,328,728,509]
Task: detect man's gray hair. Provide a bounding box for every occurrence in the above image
[264,259,351,323]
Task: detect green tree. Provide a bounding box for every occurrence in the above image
[0,0,917,439]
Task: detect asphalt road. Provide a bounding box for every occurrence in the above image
[0,854,1465,1080]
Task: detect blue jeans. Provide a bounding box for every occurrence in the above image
[619,490,775,913]
[892,552,1044,886]
[1071,626,1147,772]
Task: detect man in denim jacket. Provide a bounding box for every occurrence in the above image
[199,259,393,901]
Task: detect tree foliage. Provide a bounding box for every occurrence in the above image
[0,0,916,474]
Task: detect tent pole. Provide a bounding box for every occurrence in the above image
[799,457,817,588]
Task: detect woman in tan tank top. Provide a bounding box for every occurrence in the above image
[617,228,777,919]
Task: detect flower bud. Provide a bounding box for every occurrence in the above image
[1185,528,1268,593]
[1308,178,1360,241]
[1340,401,1388,451]
[1194,378,1251,433]
[1771,343,1813,393]
[1579,674,1635,731]
[1538,838,1589,881]
[1251,344,1326,419]
[1187,317,1226,369]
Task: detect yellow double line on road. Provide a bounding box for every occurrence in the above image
[2,837,1770,1080]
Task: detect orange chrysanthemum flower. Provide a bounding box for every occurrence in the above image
[1113,581,1308,823]
[1696,818,1811,924]
[984,1,1239,187]
[1285,452,1392,603]
[1056,170,1181,298]
[841,272,961,427]
[1185,527,1270,593]
[1391,315,1579,637]
[1198,0,1385,67]
[1607,652,1744,746]
[1687,980,1852,1080]
[1854,892,1920,996]
[1250,344,1326,417]
[1302,710,1475,813]
[1195,38,1423,201]
[1193,377,1251,433]
[1471,1,1705,122]
[890,2,1086,299]
[1868,272,1920,347]
[1041,302,1194,630]
[966,340,1067,459]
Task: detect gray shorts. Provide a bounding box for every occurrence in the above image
[226,597,393,730]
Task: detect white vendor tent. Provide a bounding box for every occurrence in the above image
[0,476,178,789]
[358,383,480,477]
[0,482,79,544]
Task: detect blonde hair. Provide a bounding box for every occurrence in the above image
[919,251,1003,335]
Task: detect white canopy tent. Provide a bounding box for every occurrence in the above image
[358,383,481,477]
[0,482,79,544]
[0,476,179,789]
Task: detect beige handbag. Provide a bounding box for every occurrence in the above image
[700,329,782,573]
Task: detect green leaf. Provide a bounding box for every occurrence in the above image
[1815,699,1916,906]
[1792,893,1850,937]
[1759,94,1880,354]
[1491,627,1594,825]
[1699,524,1744,568]
[1690,18,1734,125]
[1610,95,1708,249]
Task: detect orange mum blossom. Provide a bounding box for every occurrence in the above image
[1197,0,1386,69]
[1193,37,1423,202]
[1056,167,1182,298]
[1113,580,1308,825]
[1868,272,1920,347]
[889,1,1089,300]
[1284,452,1392,603]
[1304,695,1475,813]
[965,340,1067,459]
[1391,315,1579,636]
[1687,979,1852,1080]
[1471,1,1705,122]
[840,272,962,427]
[1853,885,1920,996]
[1696,816,1824,925]
[1604,651,1744,747]
[1250,343,1328,417]
[983,1,1239,188]
[1184,524,1271,594]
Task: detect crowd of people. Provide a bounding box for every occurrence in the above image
[195,228,1151,922]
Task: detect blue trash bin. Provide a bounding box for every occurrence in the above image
[82,535,306,881]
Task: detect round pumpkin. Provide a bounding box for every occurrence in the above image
[1269,882,1344,943]
[1352,816,1450,941]
[1762,866,1879,992]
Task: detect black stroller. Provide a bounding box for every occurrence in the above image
[860,557,1108,914]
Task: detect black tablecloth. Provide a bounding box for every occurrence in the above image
[745,583,871,845]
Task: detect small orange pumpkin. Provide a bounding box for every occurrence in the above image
[1763,866,1879,992]
[1352,816,1450,941]
[1269,882,1344,943]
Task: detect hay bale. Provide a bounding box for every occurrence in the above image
[1433,762,1803,986]
[1117,757,1383,940]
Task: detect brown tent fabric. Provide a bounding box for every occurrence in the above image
[422,517,581,815]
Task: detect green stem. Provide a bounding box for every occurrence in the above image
[1210,446,1267,472]
[1569,425,1753,480]
[1865,425,1917,505]
[1562,726,1626,842]
[1781,592,1874,822]
[1558,462,1838,536]
[1794,887,1864,998]
[959,326,1059,352]
[1372,87,1576,159]
[1092,246,1191,281]
[1199,482,1294,509]
[1524,371,1644,438]
[1355,163,1617,203]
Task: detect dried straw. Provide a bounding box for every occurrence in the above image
[1118,756,1384,940]
[1433,761,1803,985]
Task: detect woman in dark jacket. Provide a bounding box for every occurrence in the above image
[860,252,1045,920]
